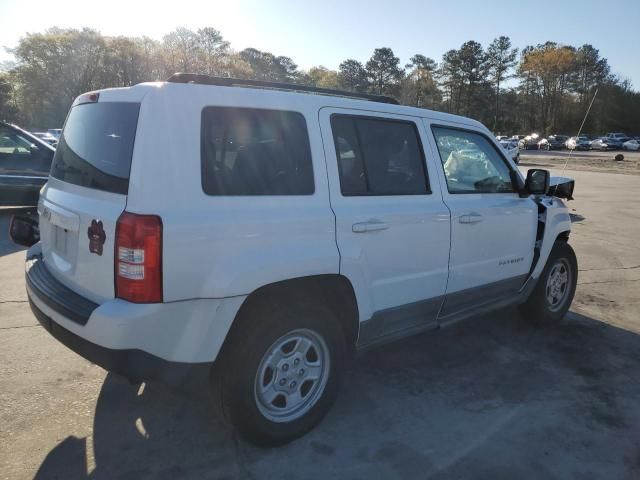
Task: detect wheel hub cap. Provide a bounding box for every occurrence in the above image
[254,329,329,423]
[545,259,571,312]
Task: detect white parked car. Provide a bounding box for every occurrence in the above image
[47,128,62,140]
[622,139,640,151]
[31,131,58,146]
[499,140,520,163]
[17,74,577,446]
[566,136,591,151]
[520,133,540,150]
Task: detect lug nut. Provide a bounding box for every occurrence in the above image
[279,379,286,386]
[282,364,289,371]
[298,369,304,376]
[294,358,300,366]
[290,381,297,389]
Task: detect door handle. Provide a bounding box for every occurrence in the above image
[459,212,483,224]
[352,220,390,233]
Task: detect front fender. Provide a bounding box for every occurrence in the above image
[530,196,572,281]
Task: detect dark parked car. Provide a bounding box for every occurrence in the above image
[538,135,568,150]
[0,122,55,206]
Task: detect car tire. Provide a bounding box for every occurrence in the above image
[519,241,577,326]
[216,298,346,446]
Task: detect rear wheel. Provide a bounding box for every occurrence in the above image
[217,300,346,446]
[520,241,577,325]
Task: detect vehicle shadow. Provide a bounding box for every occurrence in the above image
[34,309,640,479]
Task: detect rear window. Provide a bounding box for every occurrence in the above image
[201,107,314,195]
[51,102,140,194]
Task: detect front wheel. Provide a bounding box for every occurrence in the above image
[520,241,577,325]
[217,301,346,446]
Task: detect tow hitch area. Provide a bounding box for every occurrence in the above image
[9,212,40,247]
[549,176,575,200]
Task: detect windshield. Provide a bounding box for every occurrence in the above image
[50,102,140,194]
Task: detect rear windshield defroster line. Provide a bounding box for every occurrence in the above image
[50,102,141,194]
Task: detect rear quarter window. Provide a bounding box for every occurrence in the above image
[201,107,314,196]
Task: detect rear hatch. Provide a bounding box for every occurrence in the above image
[38,94,141,303]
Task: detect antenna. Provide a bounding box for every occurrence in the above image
[557,88,598,179]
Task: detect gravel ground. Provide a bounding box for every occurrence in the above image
[1,168,639,479]
[520,149,640,176]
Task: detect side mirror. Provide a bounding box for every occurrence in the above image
[524,169,550,195]
[9,214,40,247]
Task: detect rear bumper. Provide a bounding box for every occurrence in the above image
[29,298,209,384]
[26,254,97,325]
[25,249,246,383]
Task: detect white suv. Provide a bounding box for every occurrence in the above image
[20,74,577,446]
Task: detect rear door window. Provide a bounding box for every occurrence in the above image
[330,115,429,196]
[201,107,314,195]
[51,102,140,194]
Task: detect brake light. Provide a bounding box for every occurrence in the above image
[73,91,99,106]
[115,212,162,303]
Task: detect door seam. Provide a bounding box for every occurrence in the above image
[316,107,342,274]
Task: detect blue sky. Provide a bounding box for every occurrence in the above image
[1,0,639,87]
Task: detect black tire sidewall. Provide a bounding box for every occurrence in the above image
[522,241,578,325]
[219,302,346,446]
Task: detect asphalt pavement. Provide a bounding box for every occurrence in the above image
[1,168,639,479]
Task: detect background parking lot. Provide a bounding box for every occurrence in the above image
[1,158,640,479]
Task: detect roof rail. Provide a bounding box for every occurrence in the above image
[166,73,399,105]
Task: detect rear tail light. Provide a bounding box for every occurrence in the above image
[115,212,162,303]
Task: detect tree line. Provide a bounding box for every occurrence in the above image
[1,26,639,135]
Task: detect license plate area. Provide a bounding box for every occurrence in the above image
[51,223,78,269]
[54,225,69,257]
